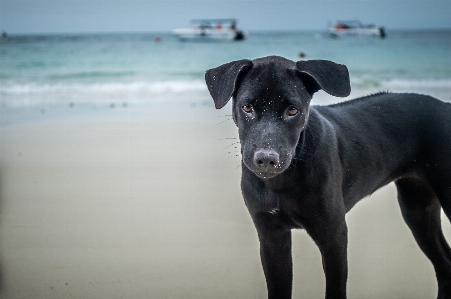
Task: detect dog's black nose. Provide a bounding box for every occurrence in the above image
[254,149,280,169]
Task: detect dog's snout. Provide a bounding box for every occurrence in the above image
[254,149,280,169]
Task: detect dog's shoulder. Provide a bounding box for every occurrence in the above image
[312,92,450,133]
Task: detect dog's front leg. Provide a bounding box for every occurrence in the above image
[306,217,348,299]
[257,225,293,299]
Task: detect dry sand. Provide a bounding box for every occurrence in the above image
[0,102,450,299]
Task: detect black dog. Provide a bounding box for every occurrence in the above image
[205,56,451,299]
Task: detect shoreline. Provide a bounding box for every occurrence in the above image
[1,84,450,126]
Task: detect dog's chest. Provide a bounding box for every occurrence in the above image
[243,185,304,229]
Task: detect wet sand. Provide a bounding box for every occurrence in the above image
[0,102,450,299]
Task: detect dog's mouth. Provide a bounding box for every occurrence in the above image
[252,167,287,179]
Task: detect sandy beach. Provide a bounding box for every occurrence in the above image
[0,99,450,299]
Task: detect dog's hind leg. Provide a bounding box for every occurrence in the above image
[428,178,451,223]
[395,177,451,299]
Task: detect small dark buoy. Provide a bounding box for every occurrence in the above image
[299,52,306,58]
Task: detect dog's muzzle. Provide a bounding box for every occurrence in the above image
[245,148,292,178]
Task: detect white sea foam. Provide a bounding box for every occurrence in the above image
[2,77,451,108]
[0,80,209,107]
[349,77,451,93]
[1,80,207,95]
[385,78,451,89]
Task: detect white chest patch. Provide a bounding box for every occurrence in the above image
[268,208,280,215]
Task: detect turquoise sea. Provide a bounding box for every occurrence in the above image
[1,30,451,122]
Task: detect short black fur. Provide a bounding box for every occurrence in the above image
[205,56,451,299]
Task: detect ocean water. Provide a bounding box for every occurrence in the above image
[1,30,451,117]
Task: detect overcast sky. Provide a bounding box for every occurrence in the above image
[1,0,451,34]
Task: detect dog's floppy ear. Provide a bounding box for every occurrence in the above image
[205,59,253,109]
[296,60,351,97]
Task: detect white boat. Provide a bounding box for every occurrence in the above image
[171,19,246,41]
[328,20,386,38]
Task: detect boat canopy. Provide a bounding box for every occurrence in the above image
[329,20,386,38]
[335,20,376,29]
[190,18,238,24]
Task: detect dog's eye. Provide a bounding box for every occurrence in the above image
[242,104,254,113]
[287,106,299,116]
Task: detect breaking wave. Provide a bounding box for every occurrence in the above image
[0,79,209,107]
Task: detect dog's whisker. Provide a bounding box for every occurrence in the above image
[227,154,240,159]
[216,118,233,125]
[224,152,239,156]
[213,114,233,118]
[222,142,240,150]
[226,151,240,155]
